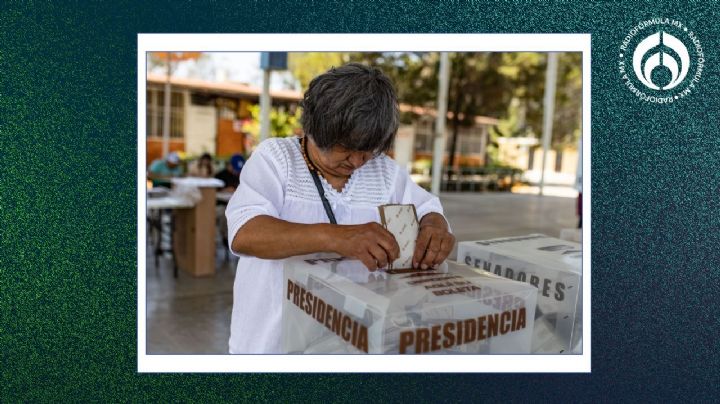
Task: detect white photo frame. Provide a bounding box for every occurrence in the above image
[137,33,591,373]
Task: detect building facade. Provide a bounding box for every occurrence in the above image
[146,74,302,165]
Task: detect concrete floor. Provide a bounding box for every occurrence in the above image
[145,191,578,354]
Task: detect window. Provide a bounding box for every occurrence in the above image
[190,93,214,106]
[458,129,485,155]
[413,120,434,153]
[147,88,184,138]
[444,127,485,156]
[146,90,153,137]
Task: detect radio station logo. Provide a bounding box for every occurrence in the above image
[619,18,704,104]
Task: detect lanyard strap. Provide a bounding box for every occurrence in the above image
[309,169,337,225]
[301,137,337,225]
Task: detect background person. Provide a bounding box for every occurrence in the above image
[147,151,183,188]
[215,154,245,250]
[225,63,454,353]
[188,152,214,178]
[215,154,245,192]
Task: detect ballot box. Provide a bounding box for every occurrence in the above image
[282,256,537,354]
[457,234,582,354]
[559,228,582,243]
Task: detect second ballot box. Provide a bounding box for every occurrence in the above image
[457,234,583,354]
[282,255,537,354]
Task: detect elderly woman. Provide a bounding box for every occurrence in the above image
[225,63,454,353]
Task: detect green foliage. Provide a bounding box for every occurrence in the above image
[493,52,582,148]
[344,51,582,151]
[288,52,349,91]
[286,51,582,168]
[242,104,302,141]
[552,53,583,147]
[346,52,438,107]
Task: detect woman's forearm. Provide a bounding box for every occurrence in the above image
[231,215,337,259]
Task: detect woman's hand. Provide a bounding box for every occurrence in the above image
[412,213,455,270]
[329,223,400,271]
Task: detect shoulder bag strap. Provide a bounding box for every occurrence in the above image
[309,169,337,225]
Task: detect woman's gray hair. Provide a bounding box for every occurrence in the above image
[300,63,399,154]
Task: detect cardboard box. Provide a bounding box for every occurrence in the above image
[282,256,537,354]
[173,186,217,277]
[458,234,582,354]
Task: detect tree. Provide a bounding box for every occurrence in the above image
[347,52,438,110]
[494,52,582,148]
[288,52,349,91]
[552,53,582,148]
[445,53,515,168]
[241,104,302,152]
[291,51,582,168]
[349,52,514,170]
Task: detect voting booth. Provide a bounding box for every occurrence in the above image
[283,256,537,354]
[170,177,224,277]
[458,234,582,354]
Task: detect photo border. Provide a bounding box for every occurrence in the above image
[137,33,592,373]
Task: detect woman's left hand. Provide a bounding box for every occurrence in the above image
[412,213,455,270]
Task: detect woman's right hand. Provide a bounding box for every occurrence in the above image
[329,223,400,271]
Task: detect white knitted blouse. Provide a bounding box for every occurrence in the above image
[225,136,445,353]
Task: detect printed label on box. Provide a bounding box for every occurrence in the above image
[458,234,582,354]
[283,255,538,354]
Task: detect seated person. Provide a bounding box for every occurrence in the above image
[187,153,214,178]
[147,152,183,188]
[215,154,245,192]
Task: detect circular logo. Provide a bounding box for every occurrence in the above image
[619,18,704,104]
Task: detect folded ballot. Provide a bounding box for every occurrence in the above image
[458,234,583,354]
[378,204,419,270]
[282,255,537,354]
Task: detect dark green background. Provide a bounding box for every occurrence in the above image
[1,1,718,401]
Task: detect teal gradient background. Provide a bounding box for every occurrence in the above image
[1,1,718,400]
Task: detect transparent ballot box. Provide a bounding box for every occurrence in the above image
[282,255,537,354]
[457,234,582,354]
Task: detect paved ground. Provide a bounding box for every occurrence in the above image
[145,191,579,354]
